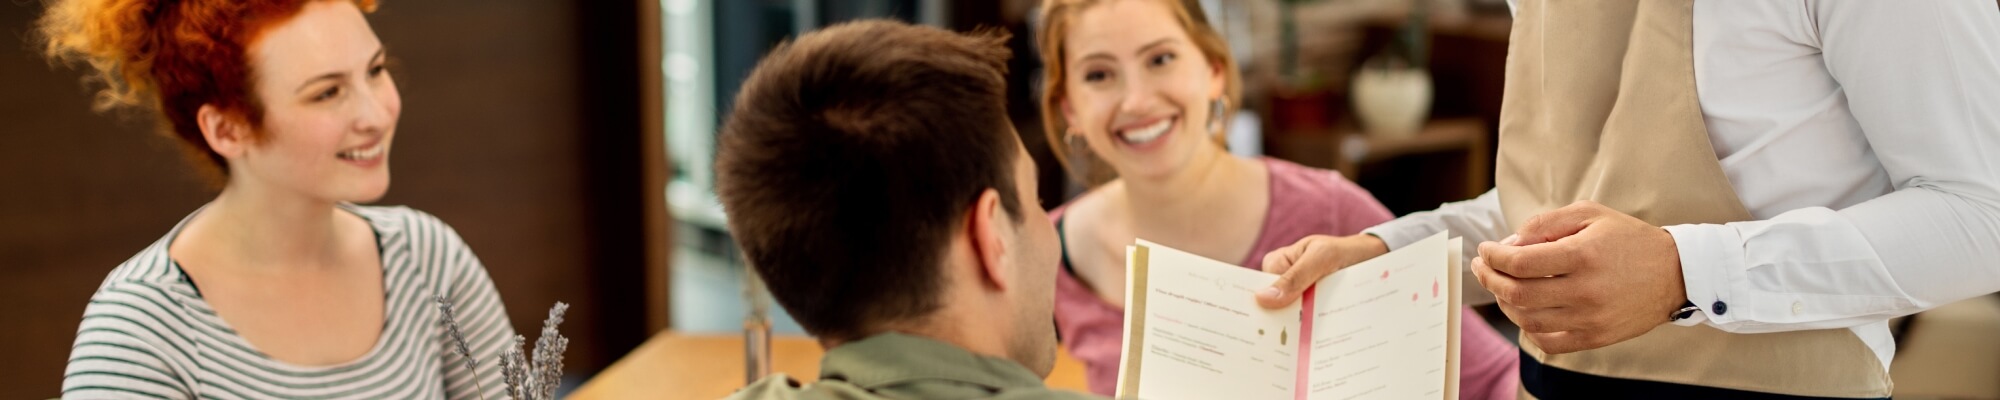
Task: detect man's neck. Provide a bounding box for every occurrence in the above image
[832,317,1010,362]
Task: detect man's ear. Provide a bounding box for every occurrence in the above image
[199,104,251,159]
[966,188,1012,291]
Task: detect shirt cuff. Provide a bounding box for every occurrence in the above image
[1665,223,1747,327]
[1363,216,1437,251]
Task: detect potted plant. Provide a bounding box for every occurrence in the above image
[1351,0,1433,139]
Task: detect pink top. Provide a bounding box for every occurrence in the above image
[1052,157,1519,399]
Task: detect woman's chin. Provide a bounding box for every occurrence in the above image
[334,177,391,204]
[1108,146,1199,181]
[1108,158,1183,182]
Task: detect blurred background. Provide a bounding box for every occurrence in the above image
[5,0,1997,399]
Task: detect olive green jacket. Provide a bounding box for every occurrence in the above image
[725,333,1104,400]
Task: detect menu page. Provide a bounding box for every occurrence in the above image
[1305,233,1459,400]
[1116,240,1302,400]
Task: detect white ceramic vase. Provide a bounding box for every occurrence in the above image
[1351,67,1433,140]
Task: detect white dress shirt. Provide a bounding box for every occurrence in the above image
[1365,0,2000,371]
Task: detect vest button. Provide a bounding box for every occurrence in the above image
[1712,300,1729,315]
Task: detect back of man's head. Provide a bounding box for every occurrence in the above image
[715,19,1023,343]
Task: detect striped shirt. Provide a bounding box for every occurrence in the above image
[63,204,516,399]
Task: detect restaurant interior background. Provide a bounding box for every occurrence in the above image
[4,0,1997,398]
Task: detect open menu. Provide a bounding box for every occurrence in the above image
[1113,232,1462,400]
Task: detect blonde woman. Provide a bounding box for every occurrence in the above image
[1036,0,1520,397]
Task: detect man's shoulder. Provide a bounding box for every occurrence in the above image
[723,373,855,400]
[987,387,1106,400]
[723,373,804,400]
[722,373,1106,400]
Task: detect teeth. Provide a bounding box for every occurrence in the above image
[1120,118,1172,145]
[339,144,385,161]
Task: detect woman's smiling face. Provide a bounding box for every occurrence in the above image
[1059,0,1227,180]
[228,0,401,202]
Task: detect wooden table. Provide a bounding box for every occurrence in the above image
[568,331,1092,399]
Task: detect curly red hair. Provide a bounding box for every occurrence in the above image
[38,0,380,180]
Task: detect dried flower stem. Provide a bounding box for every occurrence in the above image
[438,296,571,400]
[435,294,488,400]
[531,302,569,400]
[499,335,528,400]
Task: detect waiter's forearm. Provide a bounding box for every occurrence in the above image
[1365,189,1509,307]
[1667,186,2000,333]
[1364,189,1508,253]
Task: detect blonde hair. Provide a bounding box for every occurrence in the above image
[1036,0,1243,184]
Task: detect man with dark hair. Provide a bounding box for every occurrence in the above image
[716,20,1098,399]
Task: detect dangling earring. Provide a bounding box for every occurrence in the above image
[1065,129,1091,165]
[1064,128,1093,183]
[1207,98,1228,134]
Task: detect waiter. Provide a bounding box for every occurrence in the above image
[1255,0,2000,398]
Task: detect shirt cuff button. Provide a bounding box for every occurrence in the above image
[1712,300,1729,316]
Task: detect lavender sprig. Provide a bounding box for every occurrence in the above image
[435,294,488,400]
[440,298,570,400]
[530,302,569,400]
[498,335,528,400]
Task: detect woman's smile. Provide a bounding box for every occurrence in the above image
[1112,114,1176,152]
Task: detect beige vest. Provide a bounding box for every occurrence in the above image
[1496,0,1891,397]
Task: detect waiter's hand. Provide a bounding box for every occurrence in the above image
[1256,234,1390,308]
[1472,201,1687,354]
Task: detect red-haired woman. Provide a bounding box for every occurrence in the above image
[40,0,514,398]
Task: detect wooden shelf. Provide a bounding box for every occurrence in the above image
[1333,118,1491,201]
